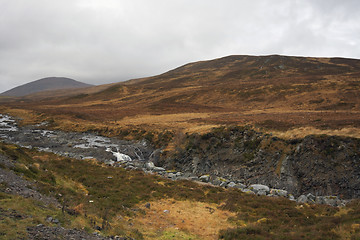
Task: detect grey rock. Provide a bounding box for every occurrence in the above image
[220,181,228,188]
[306,193,316,202]
[153,167,166,172]
[234,182,246,189]
[297,195,308,204]
[257,190,267,196]
[189,176,199,181]
[199,175,210,182]
[227,182,236,188]
[167,173,177,179]
[270,189,288,197]
[212,178,222,186]
[213,177,229,186]
[249,184,270,194]
[104,160,115,166]
[125,162,134,167]
[323,196,340,207]
[133,161,144,168]
[145,162,155,170]
[288,194,295,201]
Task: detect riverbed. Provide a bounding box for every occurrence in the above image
[0,114,154,166]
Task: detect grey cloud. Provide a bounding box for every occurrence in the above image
[0,0,359,92]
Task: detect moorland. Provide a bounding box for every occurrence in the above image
[1,54,360,239]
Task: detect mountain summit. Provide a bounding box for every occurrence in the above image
[1,77,93,97]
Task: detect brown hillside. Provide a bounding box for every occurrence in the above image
[3,55,360,138]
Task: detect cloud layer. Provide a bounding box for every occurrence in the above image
[1,0,359,92]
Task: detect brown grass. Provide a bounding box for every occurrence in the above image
[134,199,236,240]
[273,126,360,139]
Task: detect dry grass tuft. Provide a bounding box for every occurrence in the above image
[273,126,360,139]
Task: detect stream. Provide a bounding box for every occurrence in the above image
[0,114,154,167]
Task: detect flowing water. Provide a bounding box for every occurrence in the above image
[0,114,153,165]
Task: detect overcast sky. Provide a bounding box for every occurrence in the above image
[1,0,360,92]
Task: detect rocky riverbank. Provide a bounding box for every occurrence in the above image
[158,126,360,201]
[0,114,358,207]
[133,161,348,207]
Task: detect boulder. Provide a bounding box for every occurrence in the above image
[227,182,236,188]
[212,179,222,186]
[145,162,155,170]
[220,181,228,188]
[153,167,166,172]
[288,194,295,201]
[249,184,270,194]
[306,193,316,203]
[297,195,308,204]
[270,189,288,197]
[199,175,210,183]
[126,162,134,167]
[212,177,228,186]
[189,176,199,181]
[323,196,340,207]
[235,182,246,189]
[257,190,267,196]
[167,173,177,179]
[104,159,115,166]
[113,152,132,162]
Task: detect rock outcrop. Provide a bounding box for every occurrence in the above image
[162,127,360,199]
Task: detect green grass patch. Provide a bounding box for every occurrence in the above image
[0,192,62,239]
[157,228,199,240]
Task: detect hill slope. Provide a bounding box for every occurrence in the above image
[7,54,359,139]
[1,141,360,239]
[1,77,93,97]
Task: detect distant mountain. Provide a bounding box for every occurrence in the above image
[1,77,93,97]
